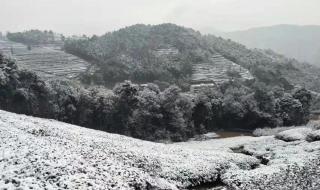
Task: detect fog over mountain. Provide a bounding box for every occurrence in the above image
[221,25,320,66]
[1,0,320,35]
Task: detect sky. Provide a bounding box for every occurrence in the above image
[0,0,319,35]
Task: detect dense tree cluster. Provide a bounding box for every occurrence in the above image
[7,30,61,46]
[192,81,312,132]
[0,54,312,142]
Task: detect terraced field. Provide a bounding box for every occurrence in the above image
[191,53,253,93]
[0,40,91,80]
[153,47,254,92]
[0,40,253,90]
[153,47,179,58]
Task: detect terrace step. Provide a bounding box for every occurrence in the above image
[0,40,91,81]
[190,53,254,92]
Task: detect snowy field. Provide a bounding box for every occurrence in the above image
[0,110,320,189]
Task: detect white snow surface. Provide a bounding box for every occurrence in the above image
[275,127,313,142]
[0,110,320,190]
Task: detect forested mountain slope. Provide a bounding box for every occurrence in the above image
[259,49,320,92]
[64,24,320,93]
[64,24,254,89]
[203,35,320,92]
[64,24,201,88]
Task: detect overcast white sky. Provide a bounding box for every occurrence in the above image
[0,0,319,35]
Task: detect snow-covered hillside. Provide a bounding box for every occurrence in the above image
[0,110,320,189]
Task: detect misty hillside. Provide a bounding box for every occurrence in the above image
[222,25,320,66]
[204,35,320,92]
[64,24,320,93]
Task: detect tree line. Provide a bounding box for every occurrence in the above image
[7,30,62,46]
[0,53,312,142]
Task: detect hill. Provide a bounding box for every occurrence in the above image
[64,24,200,88]
[1,109,320,189]
[222,25,320,66]
[64,24,320,93]
[64,24,255,90]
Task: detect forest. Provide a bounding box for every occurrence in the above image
[0,53,312,141]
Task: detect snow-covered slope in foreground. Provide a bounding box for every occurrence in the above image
[0,110,320,190]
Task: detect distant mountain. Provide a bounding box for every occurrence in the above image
[221,25,320,66]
